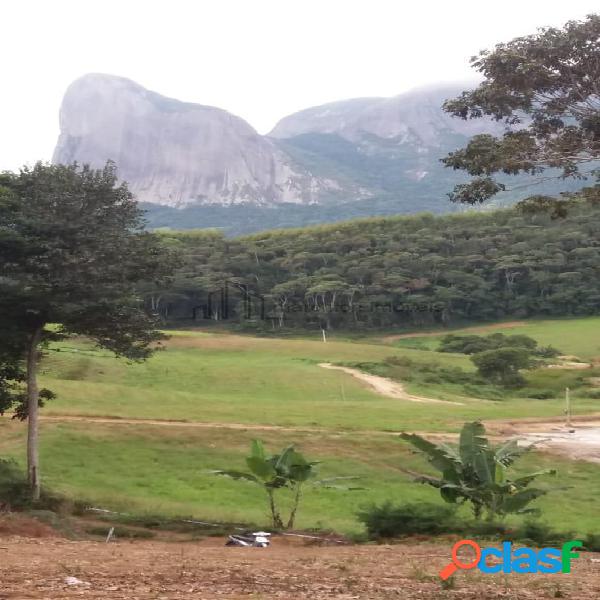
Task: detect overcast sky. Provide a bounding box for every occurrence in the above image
[1,0,598,171]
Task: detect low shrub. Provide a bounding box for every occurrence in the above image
[461,384,506,400]
[583,533,600,552]
[535,345,561,358]
[0,459,31,508]
[0,459,67,512]
[507,521,574,547]
[436,366,473,385]
[525,389,556,399]
[384,356,414,367]
[357,502,458,539]
[357,502,583,548]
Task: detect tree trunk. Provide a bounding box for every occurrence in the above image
[27,327,43,501]
[286,483,302,529]
[266,488,283,529]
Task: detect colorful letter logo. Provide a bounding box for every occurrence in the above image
[439,539,583,579]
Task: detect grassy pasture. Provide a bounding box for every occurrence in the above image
[391,316,600,359]
[2,419,600,535]
[1,316,600,534]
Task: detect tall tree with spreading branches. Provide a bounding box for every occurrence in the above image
[442,14,600,213]
[0,162,176,499]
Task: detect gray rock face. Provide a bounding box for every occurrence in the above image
[53,74,335,207]
[267,84,514,204]
[269,84,504,144]
[54,76,520,214]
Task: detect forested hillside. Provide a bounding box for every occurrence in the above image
[147,201,600,330]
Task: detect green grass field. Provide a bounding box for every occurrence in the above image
[390,317,600,359]
[1,316,600,534]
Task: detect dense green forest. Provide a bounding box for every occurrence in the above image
[144,200,600,331]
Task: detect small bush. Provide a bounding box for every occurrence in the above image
[465,520,508,537]
[471,347,531,387]
[461,384,505,400]
[385,356,414,367]
[508,521,573,547]
[0,459,31,508]
[436,366,473,384]
[583,533,600,552]
[0,459,66,511]
[357,502,458,539]
[348,362,388,376]
[526,389,556,399]
[535,346,561,358]
[356,503,592,548]
[586,389,600,399]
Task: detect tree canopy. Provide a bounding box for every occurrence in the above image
[143,202,600,331]
[442,14,600,208]
[0,161,175,498]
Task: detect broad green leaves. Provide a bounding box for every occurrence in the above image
[399,433,461,474]
[401,421,555,520]
[213,440,358,529]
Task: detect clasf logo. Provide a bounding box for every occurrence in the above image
[439,539,583,580]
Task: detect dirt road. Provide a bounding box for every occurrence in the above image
[319,363,464,405]
[0,534,598,599]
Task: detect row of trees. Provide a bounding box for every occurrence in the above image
[146,199,600,330]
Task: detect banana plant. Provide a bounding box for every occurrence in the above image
[400,421,556,520]
[212,440,360,529]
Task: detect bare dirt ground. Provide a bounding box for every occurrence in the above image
[38,415,327,433]
[484,414,600,463]
[319,363,464,405]
[1,531,599,599]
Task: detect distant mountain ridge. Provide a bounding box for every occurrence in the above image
[269,84,503,143]
[53,74,578,233]
[53,74,339,207]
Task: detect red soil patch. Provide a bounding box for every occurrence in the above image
[0,513,56,538]
[0,536,597,598]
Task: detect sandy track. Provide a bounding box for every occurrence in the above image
[319,363,464,405]
[0,535,597,599]
[39,414,326,433]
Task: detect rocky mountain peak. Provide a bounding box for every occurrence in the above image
[53,74,333,207]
